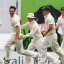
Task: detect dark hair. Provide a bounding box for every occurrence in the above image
[42,6,51,12]
[60,7,64,11]
[9,6,16,11]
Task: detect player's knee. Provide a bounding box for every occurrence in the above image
[17,49,24,54]
[17,50,21,54]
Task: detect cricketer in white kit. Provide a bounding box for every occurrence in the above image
[56,7,64,49]
[42,6,64,64]
[56,7,64,64]
[19,13,47,64]
[4,6,38,64]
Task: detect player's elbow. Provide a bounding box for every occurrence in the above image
[49,24,54,29]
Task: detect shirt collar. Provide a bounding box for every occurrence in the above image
[44,13,51,18]
[30,20,35,24]
[10,14,16,19]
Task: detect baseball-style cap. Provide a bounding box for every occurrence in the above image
[60,7,64,11]
[42,6,51,12]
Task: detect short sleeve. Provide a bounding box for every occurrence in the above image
[15,17,20,27]
[47,17,55,24]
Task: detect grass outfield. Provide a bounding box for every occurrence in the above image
[21,0,64,23]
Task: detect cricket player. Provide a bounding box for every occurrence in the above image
[56,7,64,49]
[56,7,64,64]
[4,6,39,64]
[19,13,48,64]
[41,6,64,64]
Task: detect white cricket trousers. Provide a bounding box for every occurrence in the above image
[25,37,47,64]
[44,33,64,61]
[47,53,60,64]
[0,59,4,64]
[5,34,38,60]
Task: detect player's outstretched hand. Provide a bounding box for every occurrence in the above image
[19,35,24,39]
